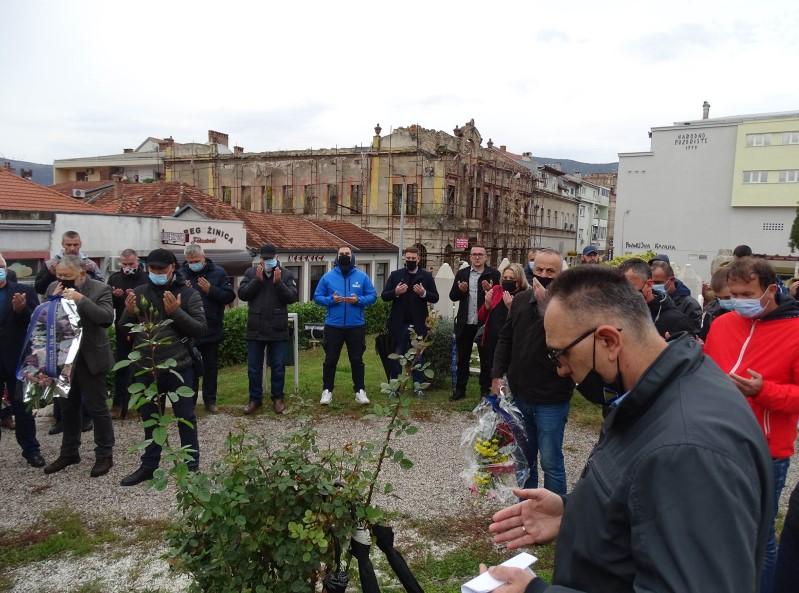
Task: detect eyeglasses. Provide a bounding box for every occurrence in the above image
[547,327,622,367]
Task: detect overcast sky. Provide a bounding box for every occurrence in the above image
[1,0,797,165]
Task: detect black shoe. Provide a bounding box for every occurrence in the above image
[26,453,46,468]
[90,457,113,478]
[449,391,466,401]
[43,455,80,474]
[81,420,93,433]
[48,422,63,435]
[120,466,155,487]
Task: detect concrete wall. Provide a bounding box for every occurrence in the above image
[617,122,739,278]
[53,213,159,259]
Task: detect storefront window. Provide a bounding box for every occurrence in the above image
[375,262,388,293]
[284,264,303,301]
[310,264,327,298]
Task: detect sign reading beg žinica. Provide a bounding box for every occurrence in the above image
[159,218,246,250]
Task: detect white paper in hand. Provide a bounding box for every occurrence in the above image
[461,552,538,593]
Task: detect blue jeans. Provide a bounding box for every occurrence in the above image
[513,399,570,495]
[247,340,287,402]
[139,367,198,470]
[762,457,790,593]
[389,325,425,386]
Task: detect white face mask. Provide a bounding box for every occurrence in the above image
[732,288,769,319]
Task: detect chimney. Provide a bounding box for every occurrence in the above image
[158,137,175,151]
[234,146,244,155]
[702,101,710,120]
[123,148,133,153]
[500,145,507,152]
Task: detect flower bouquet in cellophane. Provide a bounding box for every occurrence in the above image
[16,297,82,409]
[460,387,530,504]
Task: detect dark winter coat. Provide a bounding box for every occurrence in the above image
[107,268,149,334]
[449,265,501,335]
[119,278,207,372]
[526,335,772,593]
[238,264,299,342]
[670,279,702,331]
[381,267,439,339]
[0,281,38,377]
[180,259,235,344]
[491,288,574,404]
[648,292,697,338]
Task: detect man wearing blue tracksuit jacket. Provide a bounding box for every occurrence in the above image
[313,246,377,406]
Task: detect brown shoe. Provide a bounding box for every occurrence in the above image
[110,406,121,419]
[206,404,218,414]
[243,401,261,415]
[272,399,285,415]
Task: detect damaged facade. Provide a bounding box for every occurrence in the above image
[162,121,579,268]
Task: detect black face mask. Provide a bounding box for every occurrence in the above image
[501,280,517,293]
[58,279,76,289]
[338,255,352,268]
[534,274,554,289]
[405,261,418,272]
[576,334,625,406]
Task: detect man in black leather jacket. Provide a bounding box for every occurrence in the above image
[487,265,772,593]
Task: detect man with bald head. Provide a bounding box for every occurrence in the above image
[0,253,44,466]
[43,255,116,478]
[486,265,772,593]
[491,248,574,494]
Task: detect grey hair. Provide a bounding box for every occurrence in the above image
[58,254,84,273]
[120,248,138,258]
[650,260,675,278]
[184,244,204,257]
[618,258,652,281]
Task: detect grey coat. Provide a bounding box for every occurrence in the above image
[46,278,115,375]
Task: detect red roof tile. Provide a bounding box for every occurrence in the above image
[87,182,388,252]
[312,220,397,252]
[0,168,101,213]
[50,181,115,195]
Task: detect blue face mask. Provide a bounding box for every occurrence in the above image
[149,272,169,286]
[188,262,204,273]
[718,298,735,311]
[732,289,768,318]
[263,258,277,270]
[0,268,6,282]
[652,283,666,294]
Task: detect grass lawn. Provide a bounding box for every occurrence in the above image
[214,335,604,428]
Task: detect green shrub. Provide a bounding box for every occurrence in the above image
[425,318,454,389]
[364,298,391,334]
[220,307,248,368]
[287,301,327,349]
[607,250,657,267]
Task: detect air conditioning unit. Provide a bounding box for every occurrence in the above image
[72,189,87,198]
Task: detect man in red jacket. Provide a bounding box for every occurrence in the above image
[704,256,799,593]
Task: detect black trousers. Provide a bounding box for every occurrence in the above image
[455,324,490,396]
[193,341,219,406]
[60,356,114,459]
[322,325,366,392]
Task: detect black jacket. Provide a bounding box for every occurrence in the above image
[698,298,730,341]
[648,293,696,338]
[119,278,207,372]
[0,281,38,377]
[670,280,702,331]
[107,268,149,332]
[526,335,772,593]
[381,267,439,338]
[491,288,574,404]
[449,266,500,335]
[238,264,299,342]
[180,259,235,344]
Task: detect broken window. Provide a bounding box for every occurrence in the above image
[392,184,403,216]
[406,183,418,215]
[241,186,252,211]
[351,184,362,213]
[264,186,273,212]
[282,185,294,213]
[303,185,316,214]
[327,183,338,215]
[446,185,456,217]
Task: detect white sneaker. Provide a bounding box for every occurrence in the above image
[320,389,333,405]
[355,389,370,405]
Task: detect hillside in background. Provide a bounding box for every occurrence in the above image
[532,156,617,175]
[1,159,53,185]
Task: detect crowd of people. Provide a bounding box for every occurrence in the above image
[1,230,798,592]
